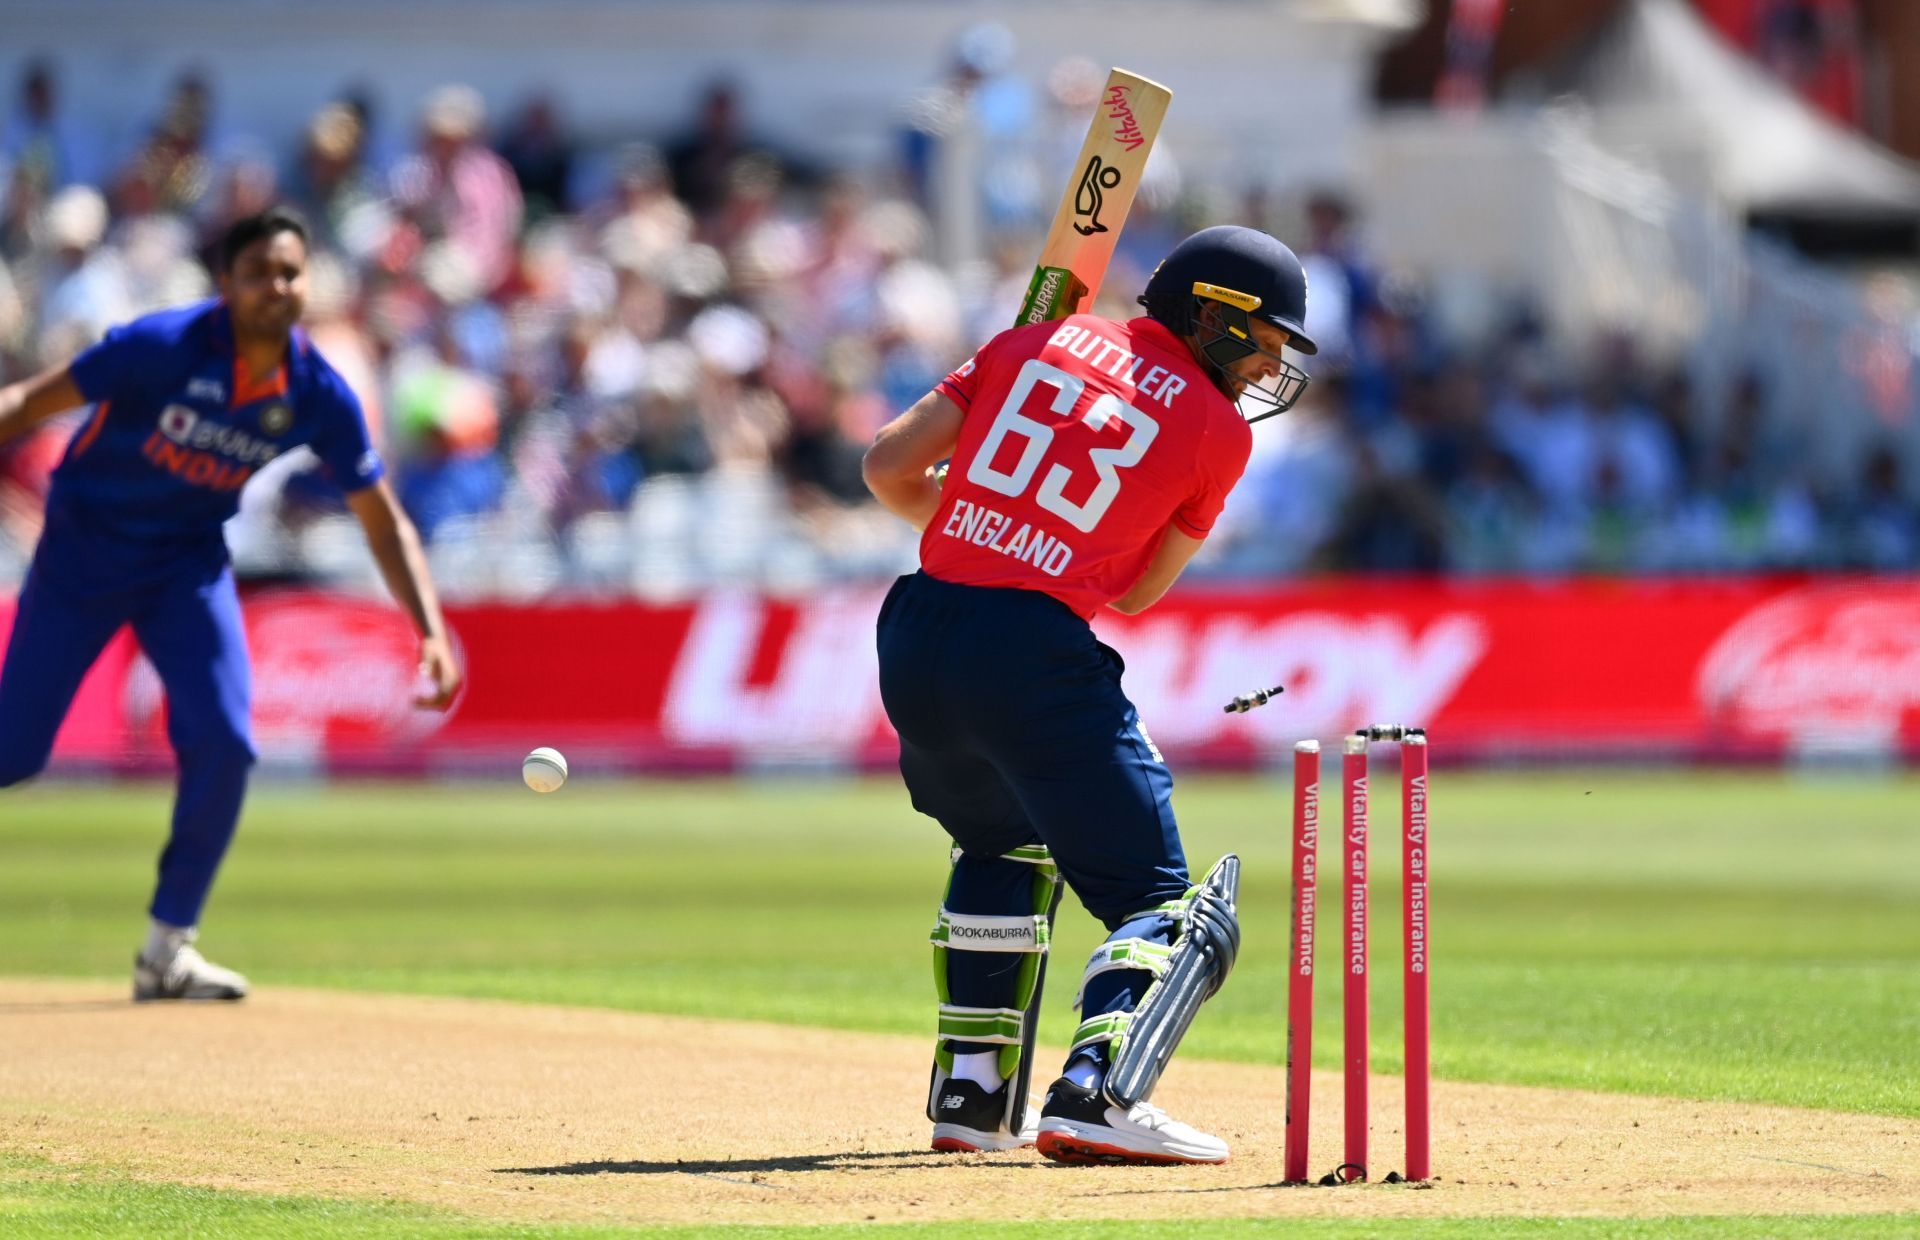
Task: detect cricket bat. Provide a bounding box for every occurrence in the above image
[1014,68,1173,327]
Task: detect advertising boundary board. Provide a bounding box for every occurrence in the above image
[5,577,1916,774]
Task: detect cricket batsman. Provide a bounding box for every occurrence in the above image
[863,226,1315,1164]
[0,207,460,1001]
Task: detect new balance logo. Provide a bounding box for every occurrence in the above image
[939,1094,966,1111]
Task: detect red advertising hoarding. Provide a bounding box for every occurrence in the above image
[6,577,1917,773]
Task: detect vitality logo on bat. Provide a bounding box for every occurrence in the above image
[1104,81,1148,150]
[1073,155,1124,236]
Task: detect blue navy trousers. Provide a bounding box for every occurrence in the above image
[0,530,256,928]
[878,572,1192,1068]
[877,571,1192,924]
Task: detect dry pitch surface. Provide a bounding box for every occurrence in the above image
[2,979,1915,1228]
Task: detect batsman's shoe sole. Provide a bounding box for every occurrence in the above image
[1034,1123,1229,1165]
[930,1123,1036,1153]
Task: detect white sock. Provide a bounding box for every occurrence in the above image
[144,920,194,964]
[951,1051,1006,1089]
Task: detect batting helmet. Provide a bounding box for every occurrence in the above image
[1139,225,1315,421]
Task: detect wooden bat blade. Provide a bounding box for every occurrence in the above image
[1016,68,1173,327]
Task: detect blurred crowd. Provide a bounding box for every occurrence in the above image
[1220,237,1920,576]
[0,50,1914,596]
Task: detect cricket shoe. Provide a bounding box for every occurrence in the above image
[1034,1077,1229,1165]
[929,1078,1039,1153]
[133,935,250,1002]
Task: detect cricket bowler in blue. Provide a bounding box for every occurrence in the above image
[0,208,461,1001]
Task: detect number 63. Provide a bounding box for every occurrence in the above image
[965,358,1160,533]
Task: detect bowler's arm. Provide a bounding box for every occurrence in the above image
[345,480,462,710]
[1110,527,1205,615]
[0,367,86,450]
[862,390,964,532]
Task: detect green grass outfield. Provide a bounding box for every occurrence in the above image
[3,771,1918,1236]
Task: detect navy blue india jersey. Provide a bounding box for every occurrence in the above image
[53,300,383,560]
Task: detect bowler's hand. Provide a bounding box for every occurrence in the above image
[415,634,462,710]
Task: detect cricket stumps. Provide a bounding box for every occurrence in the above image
[1283,725,1433,1186]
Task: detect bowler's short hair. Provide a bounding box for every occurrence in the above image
[219,207,309,273]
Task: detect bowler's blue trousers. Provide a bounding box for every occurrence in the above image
[0,524,255,928]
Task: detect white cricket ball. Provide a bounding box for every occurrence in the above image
[522,747,568,793]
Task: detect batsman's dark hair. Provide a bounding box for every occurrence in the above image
[219,206,309,272]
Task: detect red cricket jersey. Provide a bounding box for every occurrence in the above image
[922,314,1253,619]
